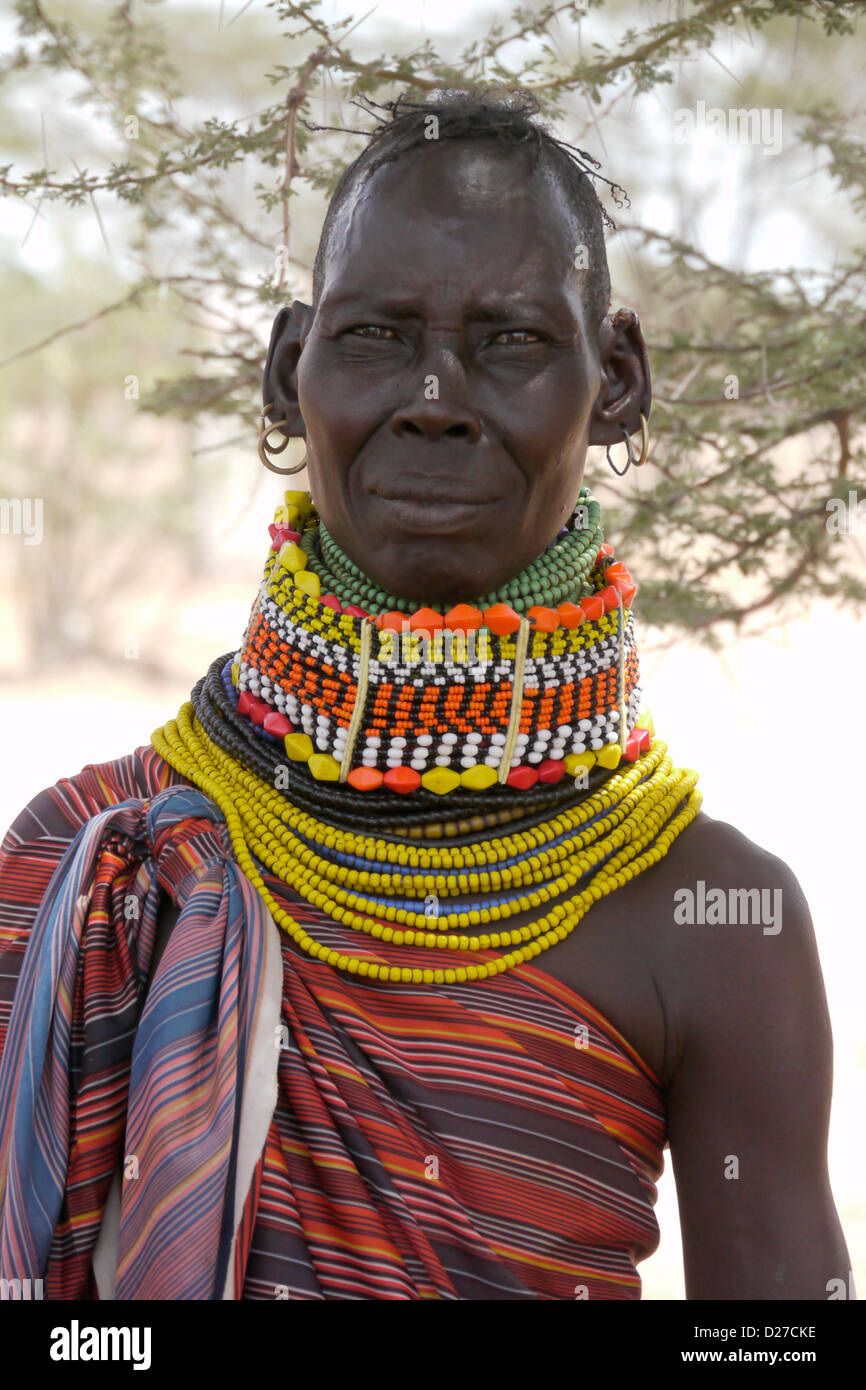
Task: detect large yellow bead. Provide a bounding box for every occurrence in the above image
[278,541,307,573]
[284,732,314,762]
[295,569,321,598]
[460,764,498,791]
[284,489,312,516]
[421,767,461,795]
[273,504,289,524]
[597,743,622,770]
[308,753,341,781]
[565,751,596,774]
[230,662,240,688]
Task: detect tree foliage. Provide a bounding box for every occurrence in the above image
[1,0,864,647]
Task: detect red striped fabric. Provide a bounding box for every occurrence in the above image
[0,746,666,1299]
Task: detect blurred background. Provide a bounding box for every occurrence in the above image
[0,0,863,1298]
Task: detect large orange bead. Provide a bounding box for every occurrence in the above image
[557,602,585,628]
[444,603,483,631]
[383,765,422,794]
[580,594,605,621]
[483,603,522,635]
[376,611,406,632]
[527,605,560,632]
[598,585,622,613]
[346,766,384,790]
[596,542,615,561]
[408,607,444,630]
[610,573,637,606]
[605,561,628,578]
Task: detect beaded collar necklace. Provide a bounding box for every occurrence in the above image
[152,486,702,984]
[228,486,645,794]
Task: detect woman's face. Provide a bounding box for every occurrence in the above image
[275,142,625,604]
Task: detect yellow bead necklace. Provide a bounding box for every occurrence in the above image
[152,702,702,985]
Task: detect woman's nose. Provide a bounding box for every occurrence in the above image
[389,347,482,443]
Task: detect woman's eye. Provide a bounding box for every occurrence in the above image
[489,330,543,345]
[348,325,397,340]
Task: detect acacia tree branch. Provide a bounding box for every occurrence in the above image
[0,284,149,367]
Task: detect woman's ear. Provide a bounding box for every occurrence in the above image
[589,309,653,447]
[261,300,313,438]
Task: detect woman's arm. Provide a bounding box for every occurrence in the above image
[664,822,851,1299]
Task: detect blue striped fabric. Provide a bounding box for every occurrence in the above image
[0,785,269,1299]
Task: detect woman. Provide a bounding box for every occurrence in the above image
[0,89,850,1300]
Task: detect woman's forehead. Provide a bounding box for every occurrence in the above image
[318,145,583,306]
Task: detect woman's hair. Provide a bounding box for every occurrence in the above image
[308,86,622,332]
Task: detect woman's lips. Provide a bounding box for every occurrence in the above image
[370,492,501,531]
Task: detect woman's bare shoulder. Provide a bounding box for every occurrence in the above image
[635,808,824,1078]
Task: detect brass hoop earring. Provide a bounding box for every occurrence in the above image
[258,400,307,475]
[605,412,650,477]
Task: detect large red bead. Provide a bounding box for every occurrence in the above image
[263,711,292,738]
[268,523,301,547]
[537,758,566,784]
[237,691,255,716]
[248,698,269,726]
[623,728,650,762]
[506,765,538,790]
[383,765,422,794]
[343,605,369,619]
[320,593,343,612]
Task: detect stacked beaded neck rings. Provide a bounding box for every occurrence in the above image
[153,486,702,984]
[231,486,645,791]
